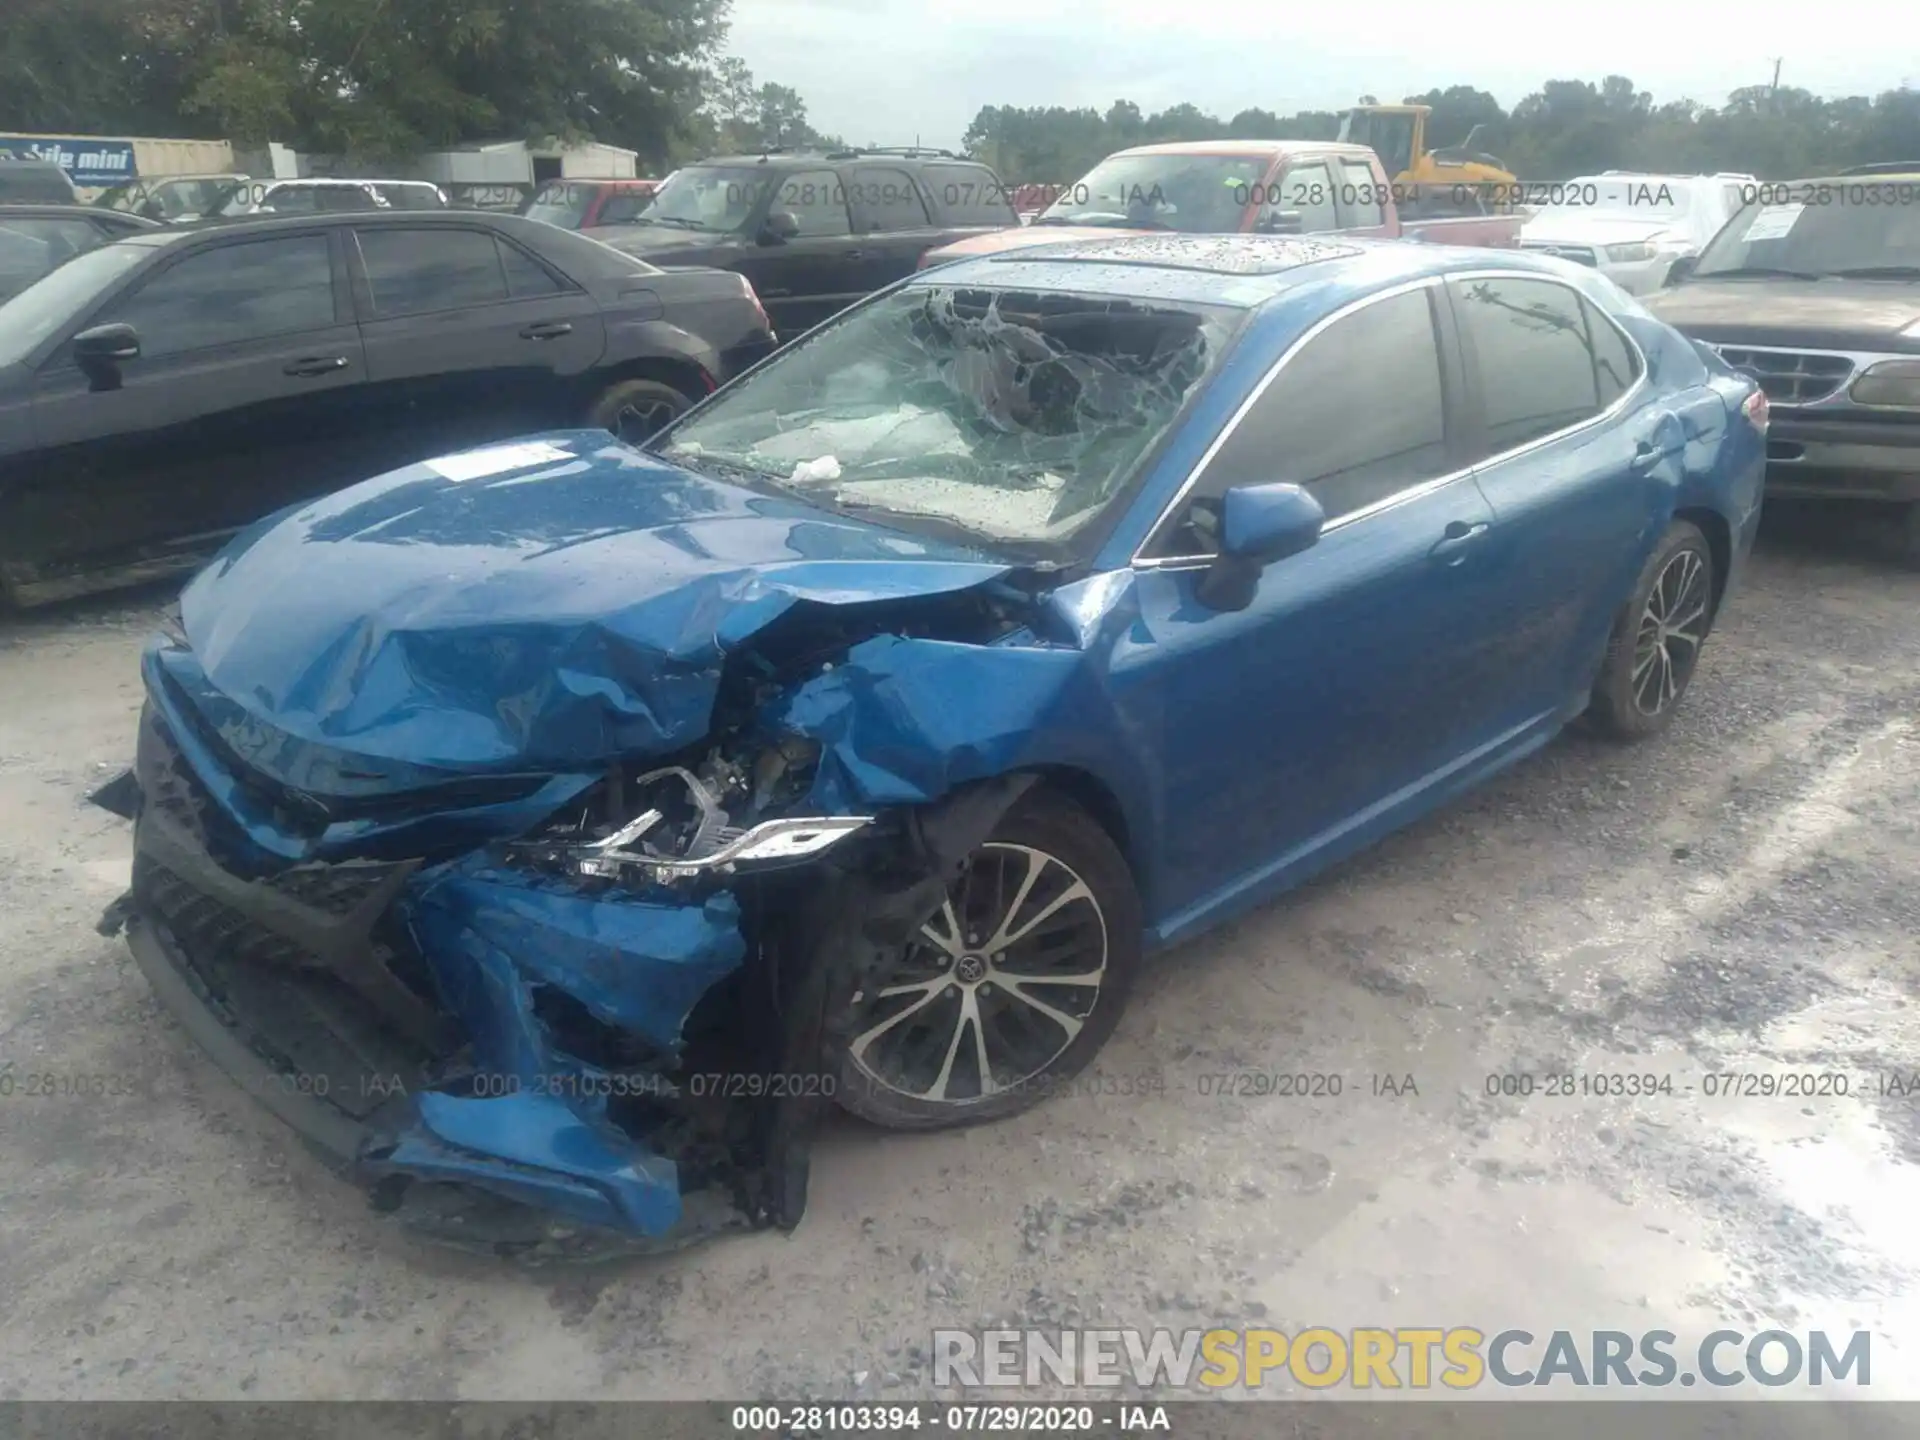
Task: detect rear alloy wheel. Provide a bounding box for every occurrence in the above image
[837,795,1141,1130]
[1588,519,1715,740]
[588,377,696,445]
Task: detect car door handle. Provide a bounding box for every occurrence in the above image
[840,249,867,260]
[1429,520,1490,564]
[283,356,348,377]
[519,321,574,340]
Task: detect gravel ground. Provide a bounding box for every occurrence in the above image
[0,504,1917,1405]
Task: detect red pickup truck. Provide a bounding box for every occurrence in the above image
[923,140,1523,266]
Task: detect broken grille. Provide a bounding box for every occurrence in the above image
[1713,347,1854,406]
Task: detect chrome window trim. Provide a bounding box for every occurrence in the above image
[1131,267,1650,571]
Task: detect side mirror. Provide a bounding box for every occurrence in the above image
[1663,254,1697,286]
[72,323,140,391]
[762,210,800,243]
[73,323,141,365]
[1194,483,1325,612]
[1257,210,1304,236]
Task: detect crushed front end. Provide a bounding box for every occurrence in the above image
[94,564,1059,1257]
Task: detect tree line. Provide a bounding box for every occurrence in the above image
[965,79,1920,183]
[5,4,1917,183]
[0,0,838,167]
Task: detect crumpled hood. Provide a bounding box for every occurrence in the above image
[1643,279,1920,350]
[173,431,1011,789]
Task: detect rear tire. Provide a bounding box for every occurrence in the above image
[1587,519,1715,741]
[587,377,696,445]
[836,791,1142,1131]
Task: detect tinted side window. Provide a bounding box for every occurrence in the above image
[499,239,565,297]
[358,228,509,315]
[1271,161,1339,231]
[263,187,320,213]
[1160,288,1449,553]
[853,166,929,231]
[1451,277,1605,454]
[769,168,851,237]
[1582,296,1640,406]
[104,236,337,359]
[1337,159,1385,227]
[921,163,1019,225]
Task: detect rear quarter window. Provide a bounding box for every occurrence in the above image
[920,164,1020,226]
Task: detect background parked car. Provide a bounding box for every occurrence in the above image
[0,210,776,606]
[0,205,161,302]
[520,178,661,230]
[1644,165,1920,565]
[0,159,80,205]
[588,146,1019,334]
[918,140,1524,268]
[92,174,252,223]
[1519,172,1753,294]
[210,178,449,218]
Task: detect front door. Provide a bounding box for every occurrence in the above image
[1117,282,1513,932]
[19,229,366,586]
[732,167,868,336]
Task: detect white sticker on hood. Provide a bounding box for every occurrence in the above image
[1741,204,1805,242]
[425,441,574,482]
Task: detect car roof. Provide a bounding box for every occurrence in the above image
[911,233,1613,309]
[1109,139,1377,161]
[107,209,532,247]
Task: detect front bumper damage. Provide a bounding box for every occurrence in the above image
[95,664,1043,1257]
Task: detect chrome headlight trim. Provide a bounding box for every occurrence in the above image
[573,815,872,879]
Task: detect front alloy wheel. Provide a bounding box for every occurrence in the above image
[837,796,1141,1130]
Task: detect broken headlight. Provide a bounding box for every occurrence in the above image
[510,738,870,885]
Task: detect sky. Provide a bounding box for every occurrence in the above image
[724,0,1919,151]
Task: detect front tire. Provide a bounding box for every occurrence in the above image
[587,377,696,445]
[1587,519,1715,741]
[836,792,1142,1131]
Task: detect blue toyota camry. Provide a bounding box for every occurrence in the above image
[95,234,1768,1253]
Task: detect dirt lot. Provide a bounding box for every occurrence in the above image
[1,506,1917,1403]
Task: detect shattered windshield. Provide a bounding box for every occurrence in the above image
[1034,155,1268,233]
[651,283,1244,555]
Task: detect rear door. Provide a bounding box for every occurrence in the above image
[348,223,606,462]
[736,167,866,336]
[1445,273,1673,724]
[22,229,367,577]
[846,165,942,291]
[1332,156,1397,238]
[918,162,1023,241]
